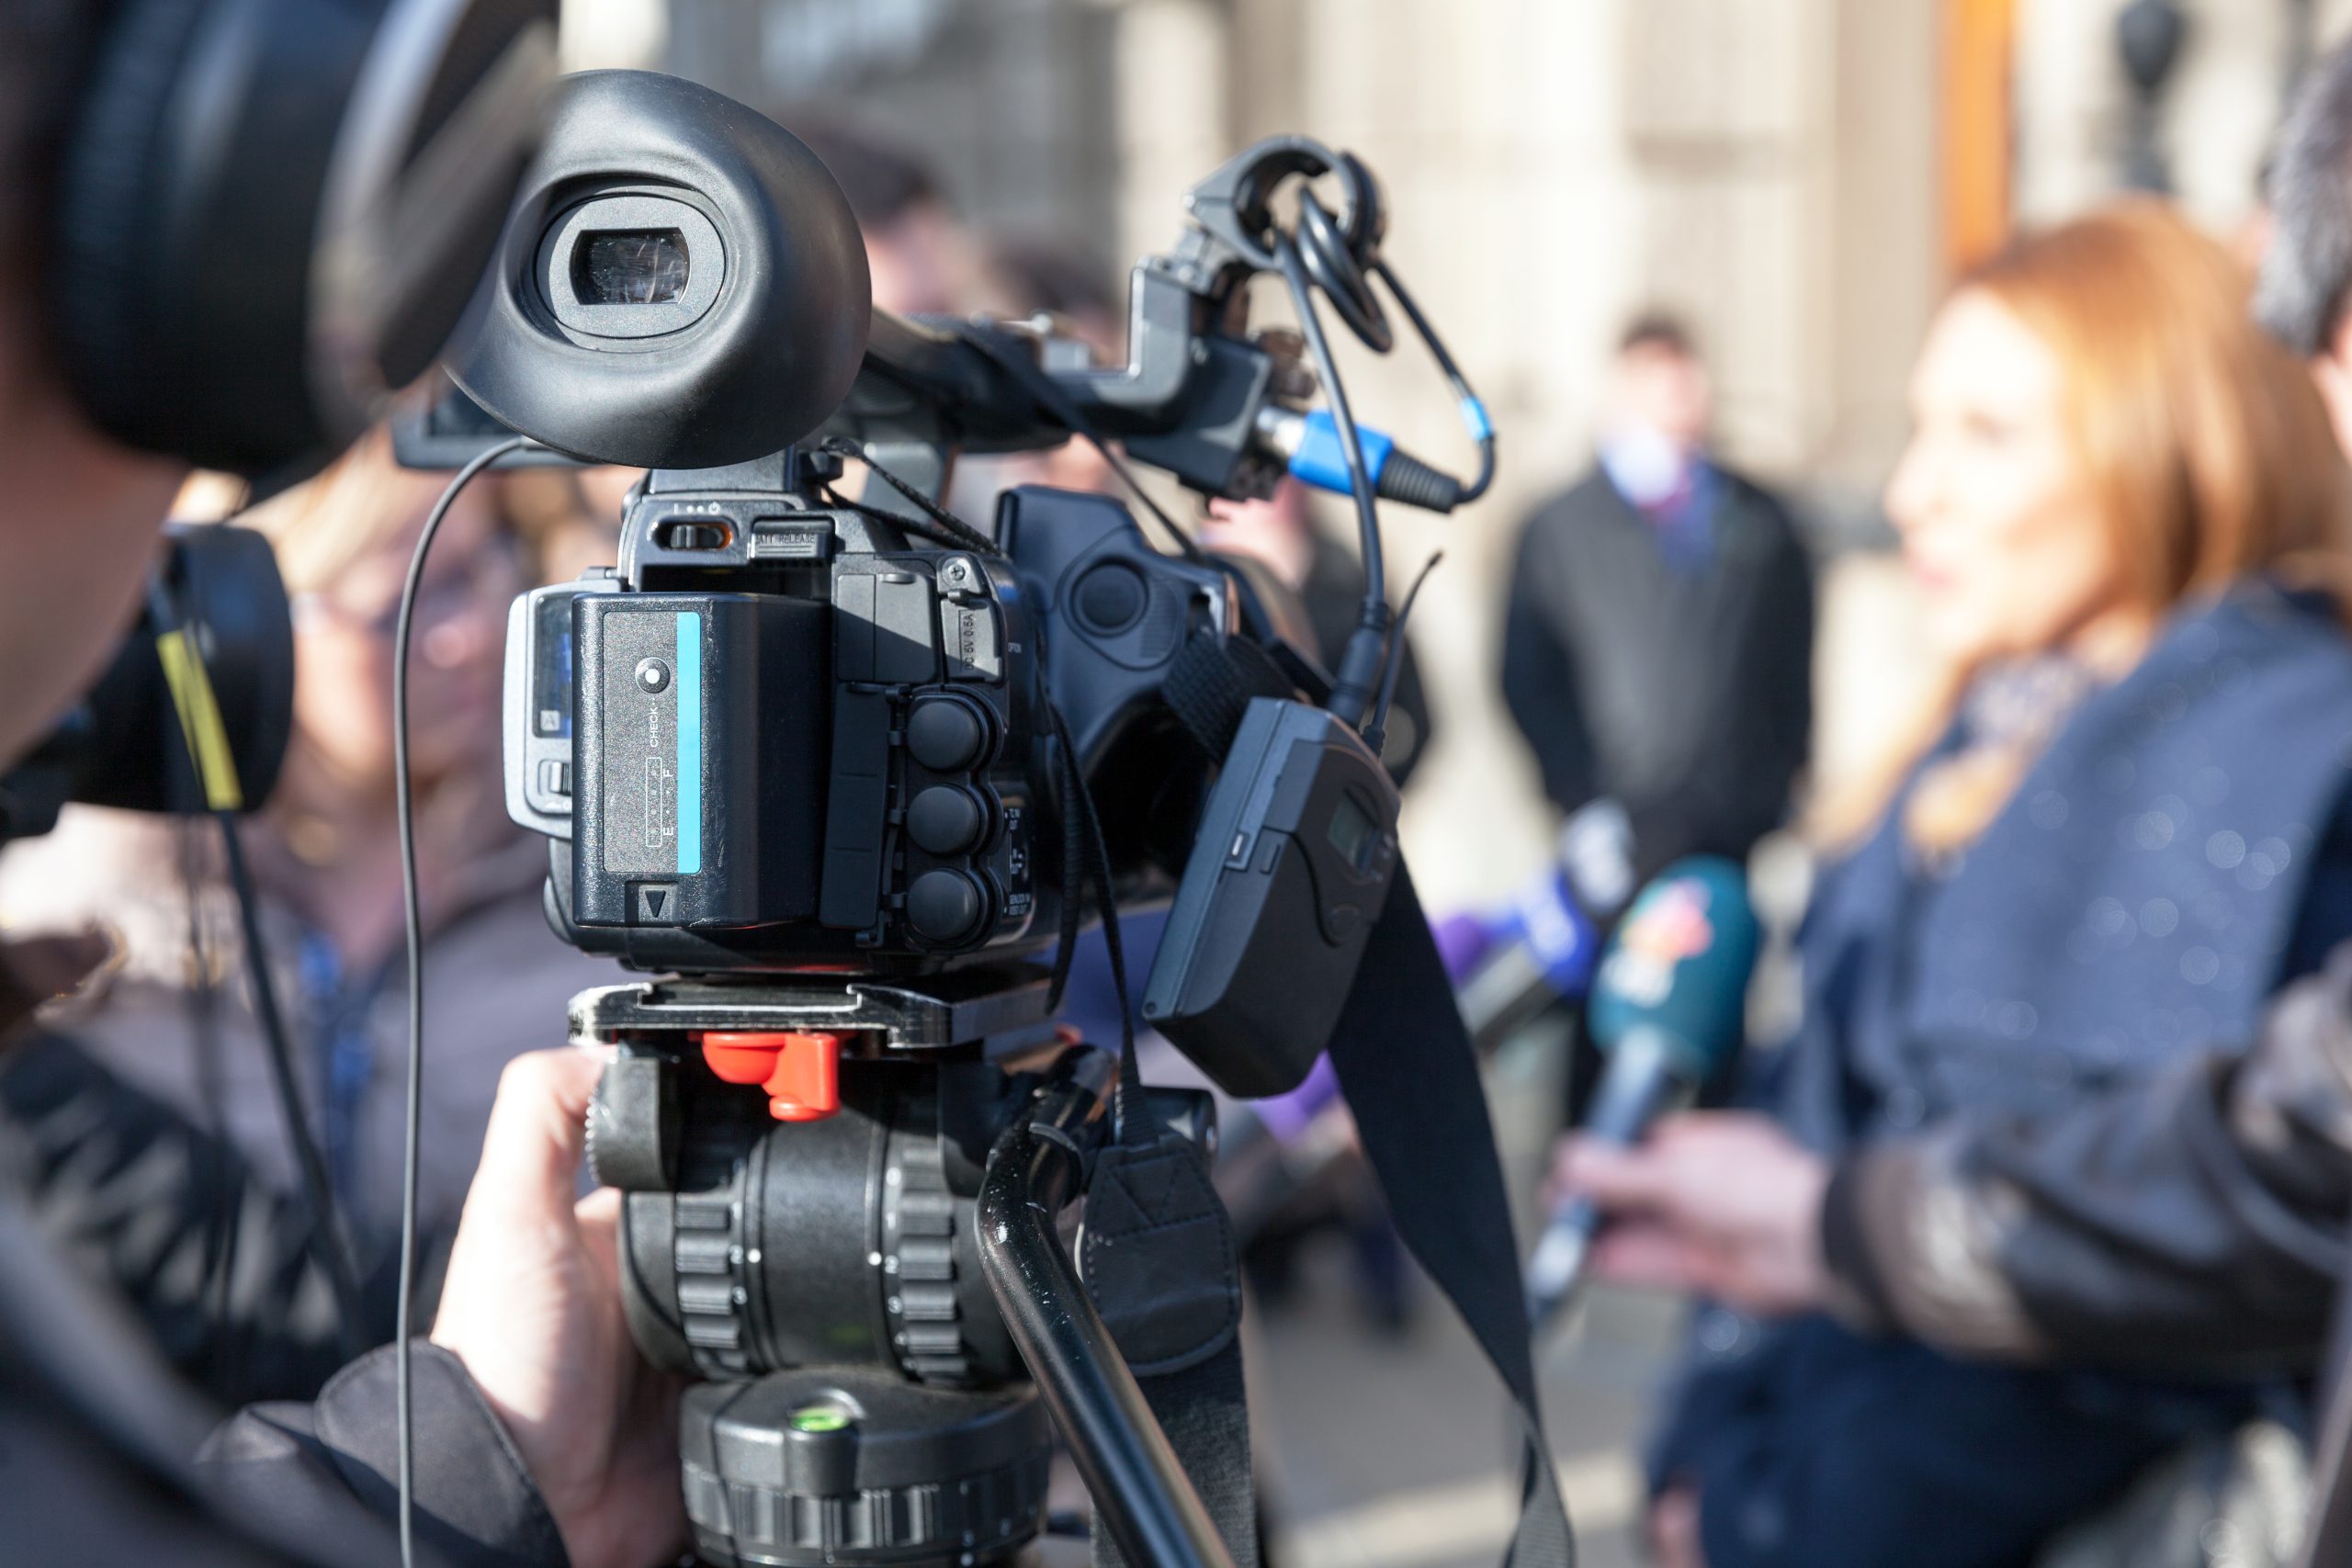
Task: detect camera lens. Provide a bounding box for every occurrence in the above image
[573,229,688,305]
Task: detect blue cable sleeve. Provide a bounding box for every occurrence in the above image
[1289,408,1395,498]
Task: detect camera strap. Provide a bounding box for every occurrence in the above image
[1082,1132,1258,1568]
[1153,631,1576,1568]
[1038,677,1262,1568]
[1326,865,1574,1567]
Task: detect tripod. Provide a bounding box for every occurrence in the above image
[571,969,1234,1568]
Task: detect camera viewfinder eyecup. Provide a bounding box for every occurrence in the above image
[451,71,872,469]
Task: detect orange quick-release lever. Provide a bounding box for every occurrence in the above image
[699,1031,842,1122]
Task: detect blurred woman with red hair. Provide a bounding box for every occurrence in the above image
[1561,204,2352,1567]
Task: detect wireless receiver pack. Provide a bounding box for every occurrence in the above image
[1143,695,1401,1097]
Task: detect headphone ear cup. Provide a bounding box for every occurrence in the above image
[54,0,377,475]
[49,0,552,479]
[51,0,213,446]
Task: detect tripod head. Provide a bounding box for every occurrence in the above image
[576,972,1226,1568]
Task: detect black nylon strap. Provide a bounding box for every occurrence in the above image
[1329,865,1573,1566]
[1163,631,1294,760]
[1106,628,1574,1565]
[1083,1134,1258,1568]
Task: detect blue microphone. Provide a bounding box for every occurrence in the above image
[1525,856,1760,1329]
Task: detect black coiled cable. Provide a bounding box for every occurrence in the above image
[1247,157,1495,739]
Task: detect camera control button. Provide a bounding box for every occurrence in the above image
[906,697,988,772]
[906,869,987,944]
[907,786,987,854]
[1073,561,1148,634]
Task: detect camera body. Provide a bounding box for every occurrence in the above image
[423,66,1513,1567]
[509,455,1243,977]
[462,69,1430,1107]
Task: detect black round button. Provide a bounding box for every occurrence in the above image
[905,870,988,944]
[1073,562,1148,634]
[906,698,988,772]
[907,786,988,855]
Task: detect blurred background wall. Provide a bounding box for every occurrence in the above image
[553,0,2346,915]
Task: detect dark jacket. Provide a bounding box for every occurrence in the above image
[1819,936,2352,1568]
[1500,463,1813,876]
[1820,942,2352,1371]
[0,961,566,1563]
[0,808,612,1251]
[1660,582,2352,1568]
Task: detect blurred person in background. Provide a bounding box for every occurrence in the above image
[1501,313,1814,893]
[1551,39,2352,1568]
[0,3,683,1560]
[0,427,611,1398]
[979,237,1123,497]
[1557,205,2352,1568]
[791,118,978,316]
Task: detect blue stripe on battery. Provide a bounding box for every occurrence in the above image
[675,611,702,875]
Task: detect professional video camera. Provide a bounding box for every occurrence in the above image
[424,68,1562,1568]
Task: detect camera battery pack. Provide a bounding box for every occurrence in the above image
[570,592,829,932]
[1143,697,1399,1098]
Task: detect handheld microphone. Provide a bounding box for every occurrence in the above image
[1525,856,1758,1329]
[1453,863,1601,1051]
[1447,800,1631,1051]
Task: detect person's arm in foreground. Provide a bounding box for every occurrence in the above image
[1556,945,2352,1370]
[199,1048,685,1568]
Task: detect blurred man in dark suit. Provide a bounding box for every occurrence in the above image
[1502,315,1814,886]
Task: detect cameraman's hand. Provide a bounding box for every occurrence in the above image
[432,1048,686,1568]
[1551,1112,1830,1318]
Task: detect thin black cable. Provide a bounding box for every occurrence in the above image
[813,478,1000,558]
[1272,231,1388,728]
[814,479,976,552]
[947,324,1206,564]
[1369,261,1497,506]
[394,434,534,1568]
[219,813,368,1361]
[1272,234,1381,615]
[146,564,365,1356]
[1042,699,1143,1142]
[1363,550,1442,761]
[817,436,1001,556]
[181,818,243,1370]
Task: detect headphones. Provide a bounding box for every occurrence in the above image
[51,0,559,478]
